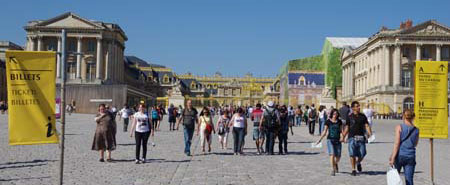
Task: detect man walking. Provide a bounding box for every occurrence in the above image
[259,101,280,155]
[118,104,132,132]
[251,103,264,155]
[339,102,350,124]
[177,100,198,156]
[308,104,317,135]
[342,101,373,176]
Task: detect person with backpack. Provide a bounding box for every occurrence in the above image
[259,101,280,155]
[288,106,295,128]
[316,109,343,176]
[176,100,198,156]
[389,109,419,185]
[341,101,373,176]
[151,106,160,131]
[303,105,309,126]
[168,104,177,131]
[308,104,318,135]
[251,103,265,155]
[216,109,231,150]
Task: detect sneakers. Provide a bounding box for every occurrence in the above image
[351,170,357,176]
[99,158,105,162]
[357,163,362,172]
[141,158,146,163]
[135,159,141,164]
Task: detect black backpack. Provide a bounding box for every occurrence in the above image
[309,108,317,120]
[265,108,278,129]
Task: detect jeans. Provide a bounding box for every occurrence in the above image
[183,127,195,154]
[135,131,150,160]
[296,116,302,126]
[278,132,288,153]
[308,120,316,135]
[265,130,276,154]
[395,155,416,185]
[318,118,325,135]
[232,127,245,153]
[123,118,129,132]
[348,137,367,158]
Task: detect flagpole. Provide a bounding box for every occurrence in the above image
[58,29,67,185]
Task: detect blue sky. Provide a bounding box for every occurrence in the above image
[2,0,450,77]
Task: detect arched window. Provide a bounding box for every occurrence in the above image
[163,74,169,83]
[403,97,414,112]
[299,76,306,86]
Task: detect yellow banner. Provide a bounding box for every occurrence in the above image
[414,61,448,139]
[6,51,59,145]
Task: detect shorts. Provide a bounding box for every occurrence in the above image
[253,128,265,140]
[326,139,342,157]
[348,137,366,158]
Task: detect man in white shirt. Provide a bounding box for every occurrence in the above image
[362,104,374,128]
[119,104,132,132]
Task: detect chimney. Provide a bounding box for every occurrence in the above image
[405,19,413,28]
[400,21,405,29]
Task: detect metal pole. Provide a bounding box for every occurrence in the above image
[430,138,435,185]
[58,29,67,185]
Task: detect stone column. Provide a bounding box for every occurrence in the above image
[29,37,35,51]
[76,37,82,79]
[393,44,401,87]
[105,41,111,80]
[96,38,103,80]
[436,44,442,61]
[351,63,354,96]
[57,37,61,78]
[416,44,421,61]
[384,45,390,86]
[37,36,43,51]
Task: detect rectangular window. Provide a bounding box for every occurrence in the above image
[401,70,411,88]
[87,40,95,52]
[442,47,450,59]
[421,47,430,59]
[67,62,76,79]
[68,40,76,52]
[402,47,410,57]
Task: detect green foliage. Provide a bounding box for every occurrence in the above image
[325,48,342,89]
[287,55,324,71]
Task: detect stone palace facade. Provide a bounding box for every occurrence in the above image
[341,20,450,115]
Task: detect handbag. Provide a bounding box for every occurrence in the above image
[203,116,213,134]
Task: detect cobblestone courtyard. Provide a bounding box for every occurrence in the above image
[1,114,449,185]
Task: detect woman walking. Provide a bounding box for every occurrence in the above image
[389,109,419,185]
[318,105,327,135]
[229,107,247,155]
[150,106,159,131]
[198,107,215,153]
[216,109,231,149]
[130,104,154,164]
[316,109,343,176]
[92,104,117,162]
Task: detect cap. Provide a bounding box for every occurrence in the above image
[267,101,274,107]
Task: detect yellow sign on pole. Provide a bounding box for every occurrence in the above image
[414,60,448,139]
[6,51,59,145]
